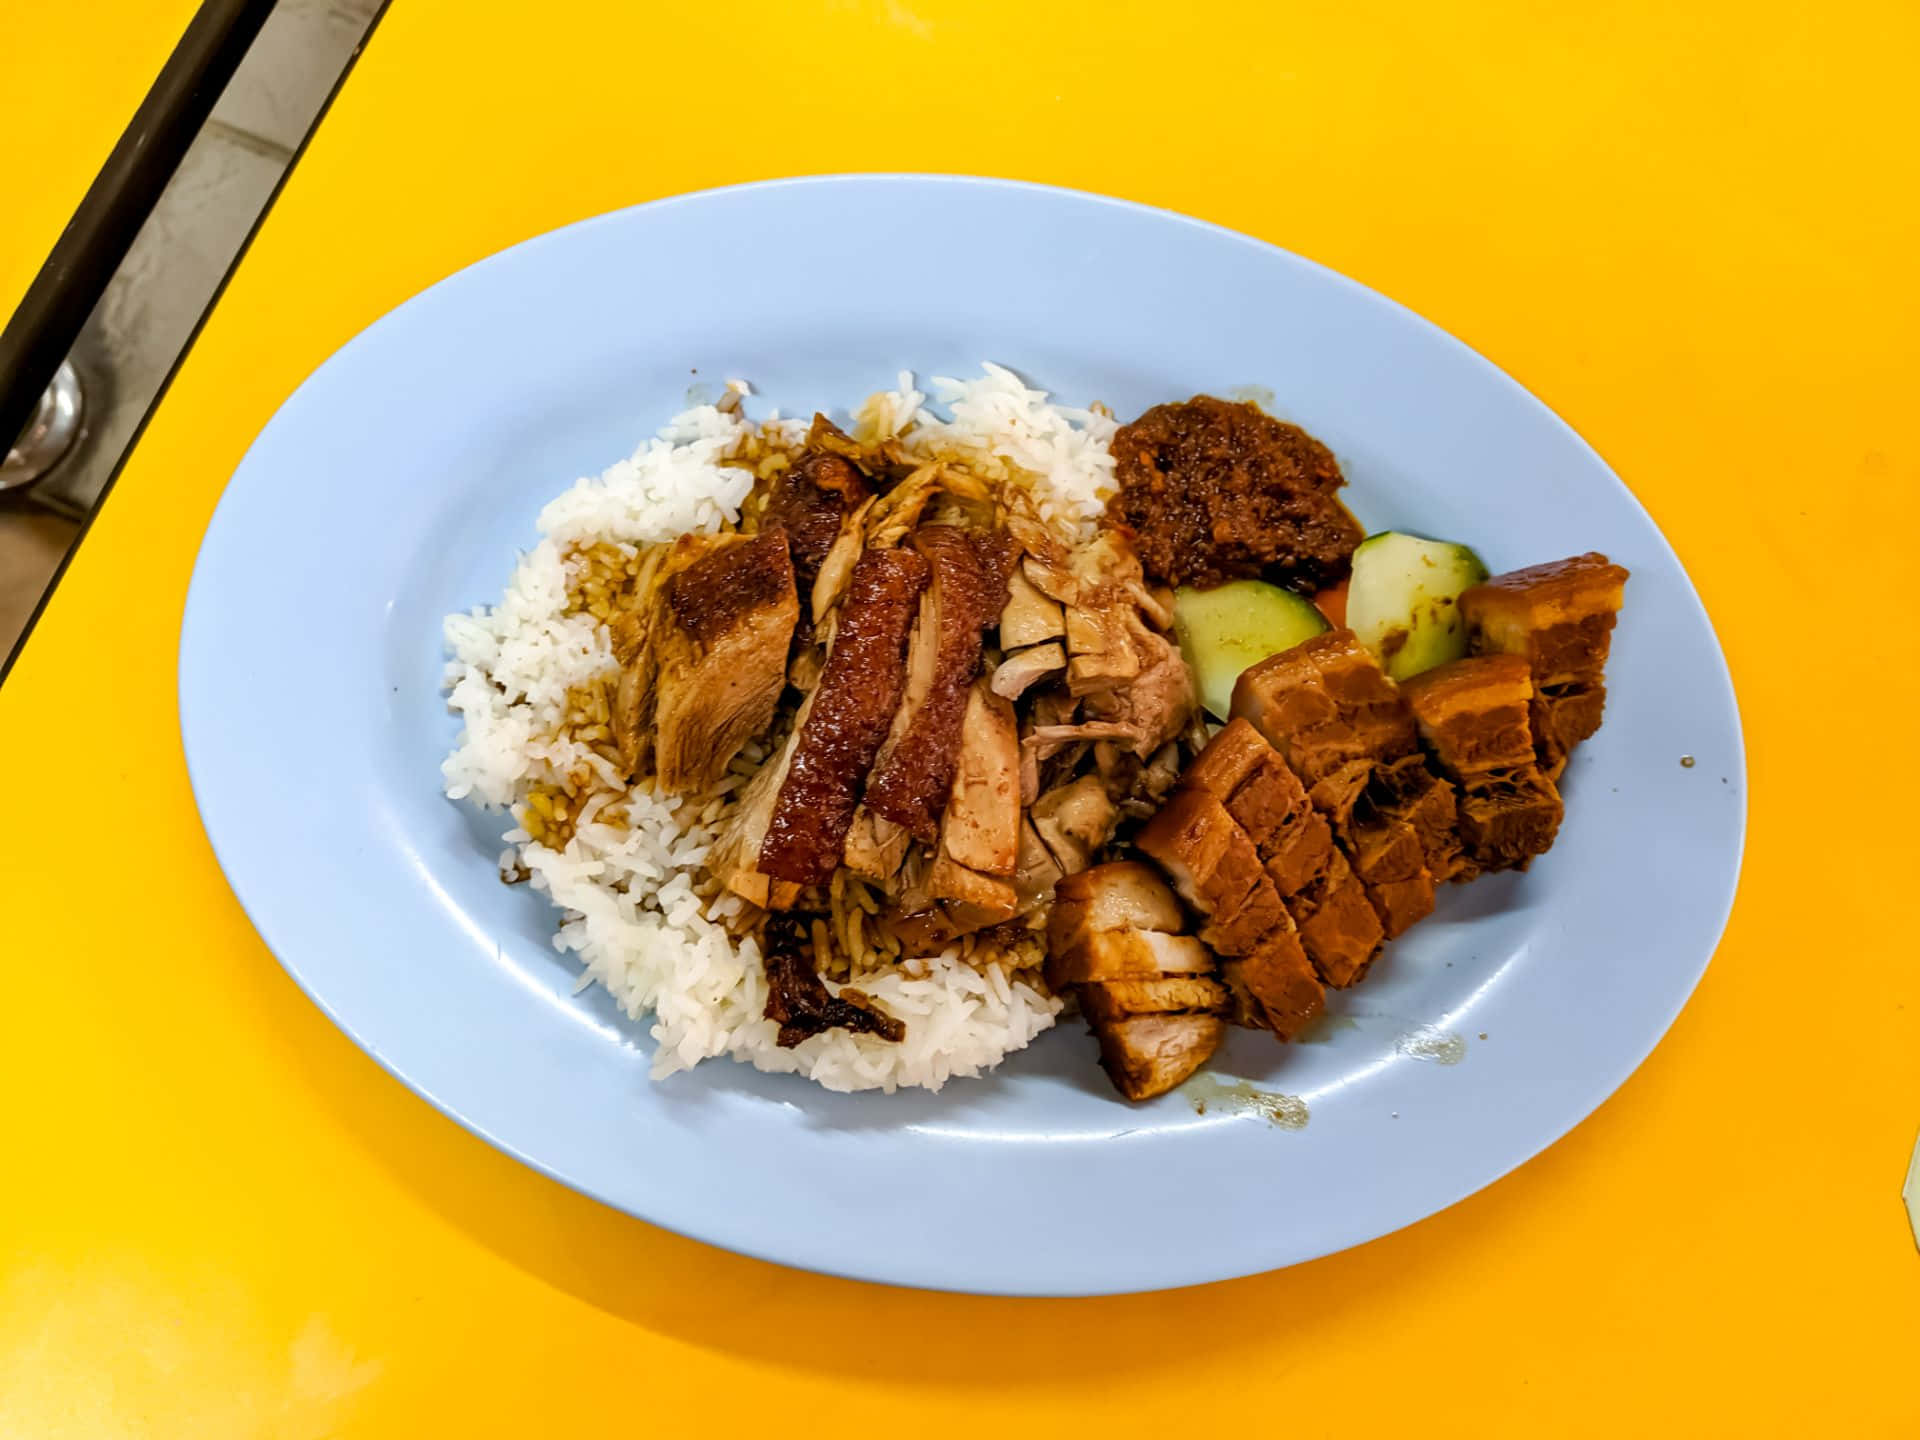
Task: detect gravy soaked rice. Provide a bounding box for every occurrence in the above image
[441,366,1118,1092]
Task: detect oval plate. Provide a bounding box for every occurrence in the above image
[180,176,1744,1295]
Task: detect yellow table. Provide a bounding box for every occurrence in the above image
[1,5,200,329]
[5,1,1917,1431]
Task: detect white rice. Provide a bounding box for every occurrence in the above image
[441,364,1115,1092]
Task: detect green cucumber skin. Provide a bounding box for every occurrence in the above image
[1173,580,1329,719]
[1347,531,1489,681]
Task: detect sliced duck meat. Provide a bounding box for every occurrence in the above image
[760,915,905,1047]
[841,806,911,887]
[1220,929,1325,1040]
[1403,655,1565,875]
[999,564,1067,648]
[1094,1012,1226,1102]
[1133,788,1288,956]
[1079,974,1231,1024]
[763,447,872,594]
[1080,614,1198,759]
[650,529,800,794]
[758,548,929,886]
[706,704,808,910]
[1029,774,1118,877]
[936,680,1021,876]
[1060,531,1149,697]
[864,528,1011,841]
[1461,552,1629,779]
[1011,818,1065,917]
[991,642,1066,700]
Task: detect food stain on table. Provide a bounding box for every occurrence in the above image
[1397,1025,1467,1064]
[1183,1073,1309,1129]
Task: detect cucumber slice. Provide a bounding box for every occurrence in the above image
[1346,531,1490,681]
[1174,580,1330,719]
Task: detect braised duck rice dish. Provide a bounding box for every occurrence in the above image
[442,365,1628,1100]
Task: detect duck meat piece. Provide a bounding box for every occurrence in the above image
[1060,531,1148,696]
[763,447,872,595]
[999,564,1067,648]
[1134,789,1288,956]
[1030,774,1118,876]
[1045,860,1185,961]
[707,705,808,910]
[808,495,878,624]
[923,852,1019,923]
[1403,655,1565,874]
[1108,395,1363,593]
[864,528,1011,841]
[1095,1013,1226,1102]
[1011,818,1065,916]
[760,915,904,1047]
[1079,975,1231,1023]
[758,548,929,886]
[991,642,1066,700]
[936,680,1021,875]
[1220,929,1325,1040]
[649,529,800,794]
[841,806,911,887]
[1079,614,1198,758]
[1462,553,1629,779]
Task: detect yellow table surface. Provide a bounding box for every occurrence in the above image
[5,1,1918,1432]
[2,4,200,329]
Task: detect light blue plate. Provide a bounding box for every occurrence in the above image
[180,176,1744,1295]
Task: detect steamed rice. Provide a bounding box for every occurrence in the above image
[441,365,1117,1092]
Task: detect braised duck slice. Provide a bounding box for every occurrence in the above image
[1134,788,1288,956]
[936,681,1021,876]
[1029,774,1118,877]
[999,564,1067,648]
[758,547,929,886]
[1402,655,1564,875]
[760,914,904,1047]
[650,529,801,794]
[1095,1013,1226,1102]
[1220,929,1325,1040]
[763,445,872,595]
[1079,614,1198,759]
[864,528,1011,841]
[1461,552,1629,779]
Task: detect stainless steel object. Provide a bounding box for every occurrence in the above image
[1,362,84,492]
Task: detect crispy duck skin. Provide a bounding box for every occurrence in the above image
[650,529,800,794]
[864,528,1010,841]
[1133,788,1289,957]
[760,915,905,1047]
[758,548,929,886]
[1461,552,1628,778]
[1402,655,1564,874]
[763,446,871,595]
